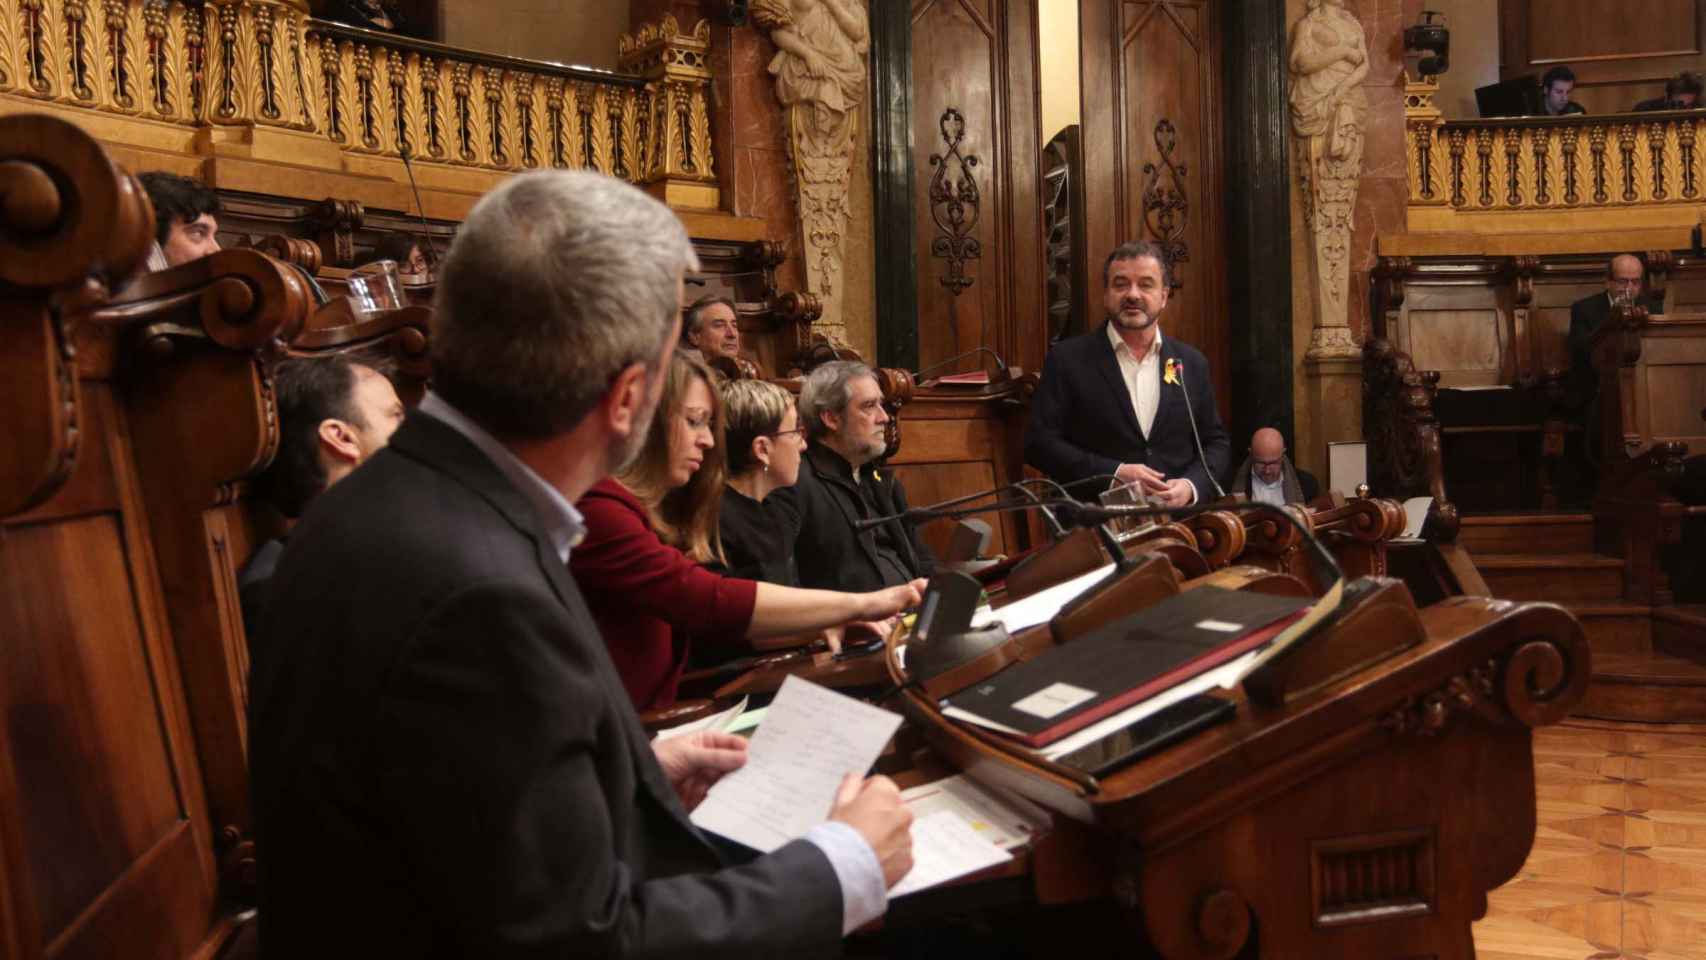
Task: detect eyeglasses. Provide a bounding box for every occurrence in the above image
[768,427,806,441]
[1251,456,1286,468]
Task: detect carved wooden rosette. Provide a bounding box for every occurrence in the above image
[617,15,719,210]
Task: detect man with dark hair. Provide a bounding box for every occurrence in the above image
[248,170,914,957]
[239,355,404,640]
[1635,71,1704,111]
[683,294,742,363]
[1541,65,1585,116]
[137,171,222,268]
[1025,240,1230,507]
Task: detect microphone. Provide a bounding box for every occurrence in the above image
[1164,358,1228,500]
[913,346,1011,383]
[397,143,438,270]
[852,482,1053,533]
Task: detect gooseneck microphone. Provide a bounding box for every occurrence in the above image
[398,143,438,269]
[1167,359,1227,500]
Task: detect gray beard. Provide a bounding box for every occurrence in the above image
[1111,309,1156,331]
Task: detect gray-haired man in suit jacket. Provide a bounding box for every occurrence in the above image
[249,170,913,958]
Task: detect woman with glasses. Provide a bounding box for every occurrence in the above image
[572,350,923,711]
[717,379,808,585]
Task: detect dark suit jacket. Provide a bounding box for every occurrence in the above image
[788,445,935,593]
[1025,324,1231,499]
[248,412,842,958]
[1237,464,1320,503]
[1568,290,1662,411]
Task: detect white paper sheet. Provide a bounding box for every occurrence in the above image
[1396,496,1433,540]
[899,774,1050,850]
[888,811,1013,897]
[971,563,1118,633]
[690,676,903,852]
[653,696,750,742]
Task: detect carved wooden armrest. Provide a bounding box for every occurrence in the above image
[640,698,720,735]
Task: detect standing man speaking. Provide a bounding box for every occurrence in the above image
[1025,241,1230,507]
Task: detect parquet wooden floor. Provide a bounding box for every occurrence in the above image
[1474,719,1706,960]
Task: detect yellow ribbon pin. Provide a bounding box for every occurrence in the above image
[1163,359,1180,385]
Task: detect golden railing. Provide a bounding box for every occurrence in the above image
[1404,76,1706,233]
[0,0,718,207]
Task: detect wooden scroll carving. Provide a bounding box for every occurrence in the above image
[1141,118,1189,291]
[0,114,153,517]
[1363,337,1459,541]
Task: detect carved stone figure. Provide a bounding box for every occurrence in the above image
[1289,0,1368,359]
[752,0,869,343]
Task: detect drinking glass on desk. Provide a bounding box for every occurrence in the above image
[1099,479,1161,537]
[346,259,404,318]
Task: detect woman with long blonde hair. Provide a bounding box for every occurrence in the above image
[573,351,922,711]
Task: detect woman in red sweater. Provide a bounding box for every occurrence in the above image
[572,351,923,710]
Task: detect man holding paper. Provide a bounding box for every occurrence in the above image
[248,170,914,957]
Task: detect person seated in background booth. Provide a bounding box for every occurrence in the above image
[360,232,431,281]
[718,378,807,586]
[791,360,937,594]
[1635,71,1704,111]
[571,349,924,711]
[683,294,744,367]
[138,171,221,270]
[1541,65,1586,116]
[1226,427,1319,507]
[240,355,405,643]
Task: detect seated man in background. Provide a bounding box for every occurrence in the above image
[1025,240,1229,506]
[1635,71,1704,111]
[683,294,743,365]
[138,172,221,270]
[1569,253,1661,410]
[1226,427,1319,506]
[1541,65,1586,116]
[240,355,404,642]
[248,170,912,956]
[791,360,937,593]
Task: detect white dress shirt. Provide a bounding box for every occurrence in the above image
[419,391,887,934]
[1251,473,1287,507]
[1107,321,1162,439]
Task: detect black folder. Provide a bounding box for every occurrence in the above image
[941,586,1310,747]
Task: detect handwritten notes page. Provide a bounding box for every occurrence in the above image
[889,812,1013,897]
[690,675,903,853]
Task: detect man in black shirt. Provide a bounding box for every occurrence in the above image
[789,361,936,592]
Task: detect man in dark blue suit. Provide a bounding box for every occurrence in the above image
[1025,241,1230,506]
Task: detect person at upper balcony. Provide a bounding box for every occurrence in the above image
[1541,65,1586,116]
[1634,72,1705,111]
[323,0,419,37]
[138,172,221,270]
[1025,240,1230,508]
[570,349,923,711]
[790,361,938,594]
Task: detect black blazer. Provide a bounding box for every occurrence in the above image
[1568,290,1662,410]
[1025,324,1230,499]
[248,412,842,958]
[788,444,935,593]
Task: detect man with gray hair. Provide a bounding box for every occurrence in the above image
[248,171,914,956]
[788,360,937,593]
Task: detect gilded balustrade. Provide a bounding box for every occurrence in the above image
[0,0,718,206]
[1404,75,1706,233]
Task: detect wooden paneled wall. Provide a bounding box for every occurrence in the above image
[1080,0,1230,422]
[1501,0,1706,114]
[905,0,1049,377]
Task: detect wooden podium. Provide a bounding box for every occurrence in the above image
[885,561,1588,959]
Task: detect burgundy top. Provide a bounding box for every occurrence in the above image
[571,478,759,710]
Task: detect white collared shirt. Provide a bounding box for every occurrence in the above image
[1107,322,1163,439]
[1251,473,1287,507]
